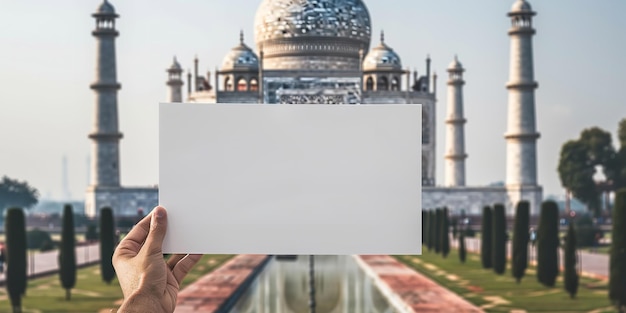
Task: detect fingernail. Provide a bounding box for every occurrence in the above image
[156,207,165,219]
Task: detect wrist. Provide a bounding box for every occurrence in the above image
[118,292,165,313]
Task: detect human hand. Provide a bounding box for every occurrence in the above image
[113,206,201,313]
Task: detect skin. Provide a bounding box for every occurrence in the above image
[113,206,201,313]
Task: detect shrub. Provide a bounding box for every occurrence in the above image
[564,223,579,299]
[428,210,435,251]
[441,207,450,258]
[492,204,507,275]
[537,200,560,287]
[27,228,53,250]
[512,201,530,283]
[481,206,493,269]
[575,214,602,247]
[99,207,116,284]
[85,224,98,242]
[5,208,27,313]
[459,230,466,263]
[610,188,626,310]
[59,204,76,300]
[434,208,442,254]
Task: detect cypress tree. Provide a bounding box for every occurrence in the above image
[481,206,493,269]
[441,207,450,258]
[422,210,427,247]
[564,222,579,299]
[428,210,435,251]
[452,218,458,239]
[492,204,507,274]
[537,200,560,287]
[512,201,530,283]
[434,208,442,254]
[99,207,116,284]
[459,229,467,263]
[5,208,27,313]
[59,204,76,300]
[610,189,626,310]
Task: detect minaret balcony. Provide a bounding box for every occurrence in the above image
[92,29,119,37]
[508,28,535,36]
[505,81,538,89]
[90,82,121,90]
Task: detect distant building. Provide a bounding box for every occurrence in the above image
[86,0,542,217]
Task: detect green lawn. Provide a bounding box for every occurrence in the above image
[396,248,617,313]
[0,254,233,313]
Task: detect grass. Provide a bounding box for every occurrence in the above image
[396,248,617,313]
[0,254,233,313]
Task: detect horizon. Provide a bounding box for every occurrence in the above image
[0,0,624,204]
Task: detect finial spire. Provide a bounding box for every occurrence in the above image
[380,30,385,43]
[240,30,244,44]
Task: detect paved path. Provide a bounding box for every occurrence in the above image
[452,237,609,279]
[0,243,100,284]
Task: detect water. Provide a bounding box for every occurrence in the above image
[226,255,401,313]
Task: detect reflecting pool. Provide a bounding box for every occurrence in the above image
[226,255,401,313]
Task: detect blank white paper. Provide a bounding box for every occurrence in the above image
[160,103,421,255]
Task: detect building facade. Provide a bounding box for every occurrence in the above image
[86,0,542,217]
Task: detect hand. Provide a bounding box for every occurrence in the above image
[113,206,201,313]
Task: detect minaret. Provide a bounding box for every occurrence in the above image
[166,56,183,102]
[444,56,467,186]
[505,0,542,213]
[89,0,122,188]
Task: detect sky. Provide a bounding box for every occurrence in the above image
[0,0,624,202]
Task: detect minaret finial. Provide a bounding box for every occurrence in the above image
[240,30,244,44]
[380,30,385,43]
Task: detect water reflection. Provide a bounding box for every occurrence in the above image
[227,255,399,313]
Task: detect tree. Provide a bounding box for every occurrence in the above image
[492,204,507,275]
[434,208,442,254]
[610,188,626,311]
[512,201,530,283]
[537,201,560,287]
[428,210,435,251]
[558,127,619,216]
[441,207,450,258]
[99,207,116,284]
[5,208,27,313]
[59,205,76,300]
[613,118,626,190]
[0,176,39,217]
[564,223,579,299]
[459,229,466,263]
[26,228,53,251]
[422,210,428,248]
[481,206,493,269]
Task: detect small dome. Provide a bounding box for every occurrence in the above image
[448,56,463,71]
[169,57,182,71]
[511,0,532,13]
[221,32,259,72]
[96,0,116,15]
[363,31,402,71]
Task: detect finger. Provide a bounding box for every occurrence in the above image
[172,254,202,285]
[143,206,168,255]
[166,254,185,271]
[113,212,152,258]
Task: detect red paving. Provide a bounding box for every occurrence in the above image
[358,255,483,313]
[174,254,269,313]
[176,254,483,313]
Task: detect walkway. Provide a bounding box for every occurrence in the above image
[453,237,609,280]
[0,243,100,285]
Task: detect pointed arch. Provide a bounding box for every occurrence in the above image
[391,76,400,91]
[365,76,374,91]
[378,76,389,91]
[236,77,247,91]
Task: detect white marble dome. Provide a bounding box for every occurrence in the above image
[254,0,371,47]
[363,32,402,71]
[447,56,463,71]
[221,33,259,72]
[254,0,372,70]
[511,0,532,13]
[96,0,116,15]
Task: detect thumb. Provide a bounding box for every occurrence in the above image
[144,206,167,255]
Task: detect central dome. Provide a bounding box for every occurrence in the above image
[254,0,372,71]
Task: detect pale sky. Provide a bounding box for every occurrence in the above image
[0,0,624,202]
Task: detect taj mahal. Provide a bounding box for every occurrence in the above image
[85,0,542,217]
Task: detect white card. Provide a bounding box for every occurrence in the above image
[159,103,421,255]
